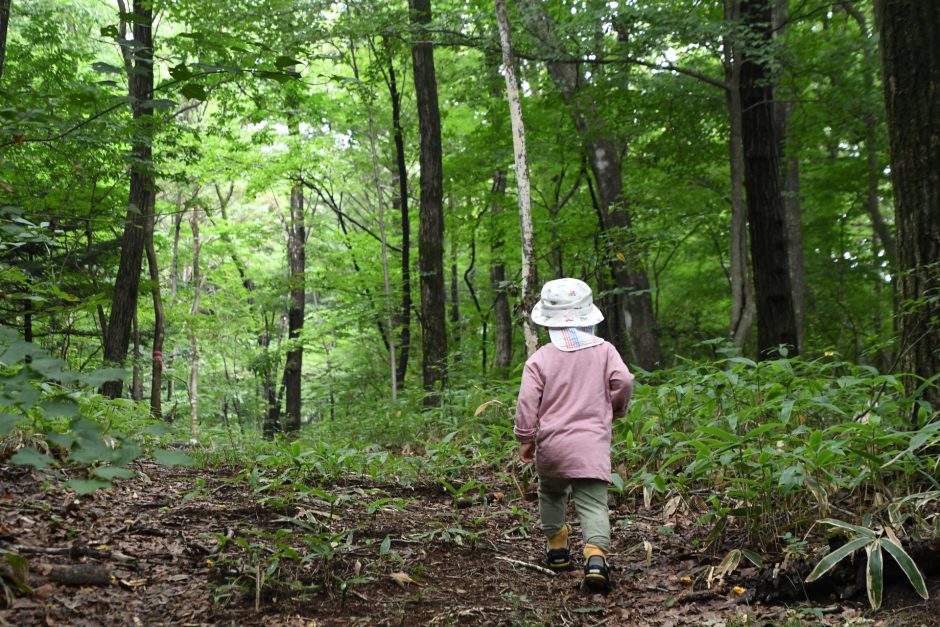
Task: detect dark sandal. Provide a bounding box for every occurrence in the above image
[583,555,611,591]
[546,546,571,571]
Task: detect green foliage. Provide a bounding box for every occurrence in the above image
[0,326,193,492]
[806,519,928,610]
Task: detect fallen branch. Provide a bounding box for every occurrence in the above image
[45,563,111,587]
[11,543,136,563]
[495,555,557,576]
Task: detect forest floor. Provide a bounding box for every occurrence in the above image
[1,459,937,626]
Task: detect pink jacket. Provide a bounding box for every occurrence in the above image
[514,341,634,481]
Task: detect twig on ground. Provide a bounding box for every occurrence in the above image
[495,555,557,576]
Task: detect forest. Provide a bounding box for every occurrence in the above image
[1,0,938,624]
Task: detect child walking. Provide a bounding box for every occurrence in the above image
[515,278,634,591]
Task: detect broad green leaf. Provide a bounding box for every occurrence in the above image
[92,466,136,480]
[881,537,929,599]
[180,83,207,100]
[806,537,872,583]
[275,55,301,69]
[40,398,79,418]
[1,550,31,594]
[152,449,195,467]
[141,423,172,436]
[65,479,111,495]
[865,540,883,610]
[10,447,54,468]
[91,61,124,74]
[379,535,391,555]
[0,412,22,436]
[79,367,128,387]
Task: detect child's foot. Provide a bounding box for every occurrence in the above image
[545,524,571,571]
[583,555,611,591]
[546,545,571,571]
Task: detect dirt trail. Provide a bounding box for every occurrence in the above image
[1,462,935,625]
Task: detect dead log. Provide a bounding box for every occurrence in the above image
[46,563,111,587]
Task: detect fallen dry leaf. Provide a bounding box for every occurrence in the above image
[390,571,419,588]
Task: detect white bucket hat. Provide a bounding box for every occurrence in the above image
[530,278,604,328]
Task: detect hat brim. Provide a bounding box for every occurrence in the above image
[530,301,604,328]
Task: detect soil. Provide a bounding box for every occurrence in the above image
[1,461,937,626]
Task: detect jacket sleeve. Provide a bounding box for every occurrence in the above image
[514,357,544,443]
[608,346,635,418]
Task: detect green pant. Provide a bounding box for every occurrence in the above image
[538,475,611,553]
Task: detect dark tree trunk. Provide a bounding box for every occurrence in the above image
[489,170,513,377]
[388,49,412,387]
[284,183,305,433]
[102,0,154,398]
[878,0,940,412]
[739,0,799,357]
[410,0,447,405]
[0,0,10,82]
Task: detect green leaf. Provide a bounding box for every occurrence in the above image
[92,466,136,481]
[10,447,54,468]
[379,535,391,555]
[1,550,31,594]
[0,412,22,436]
[79,367,128,387]
[275,55,301,69]
[91,61,124,74]
[143,98,178,111]
[741,549,763,568]
[141,423,172,436]
[806,536,872,583]
[169,63,192,81]
[865,540,883,610]
[610,472,625,492]
[40,398,79,418]
[180,83,207,100]
[817,518,878,539]
[152,449,195,467]
[881,537,929,599]
[65,479,112,495]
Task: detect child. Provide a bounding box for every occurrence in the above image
[515,278,634,591]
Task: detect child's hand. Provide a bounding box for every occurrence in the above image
[519,442,535,463]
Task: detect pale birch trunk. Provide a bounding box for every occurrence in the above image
[495,0,539,358]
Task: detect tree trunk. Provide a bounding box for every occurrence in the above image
[489,171,513,377]
[0,0,11,82]
[773,1,805,354]
[144,209,164,420]
[878,0,940,412]
[450,229,461,360]
[283,182,305,432]
[387,46,412,387]
[170,206,183,302]
[101,0,154,398]
[517,0,661,368]
[409,0,447,404]
[495,0,539,358]
[739,0,799,357]
[724,0,756,349]
[187,207,201,437]
[131,312,142,401]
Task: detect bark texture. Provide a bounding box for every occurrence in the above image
[0,0,10,82]
[739,0,799,357]
[144,209,164,420]
[284,183,305,432]
[388,49,412,386]
[101,0,154,397]
[489,170,513,377]
[410,0,447,404]
[878,0,940,411]
[495,0,539,358]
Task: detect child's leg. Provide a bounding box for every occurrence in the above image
[570,479,611,556]
[537,475,571,544]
